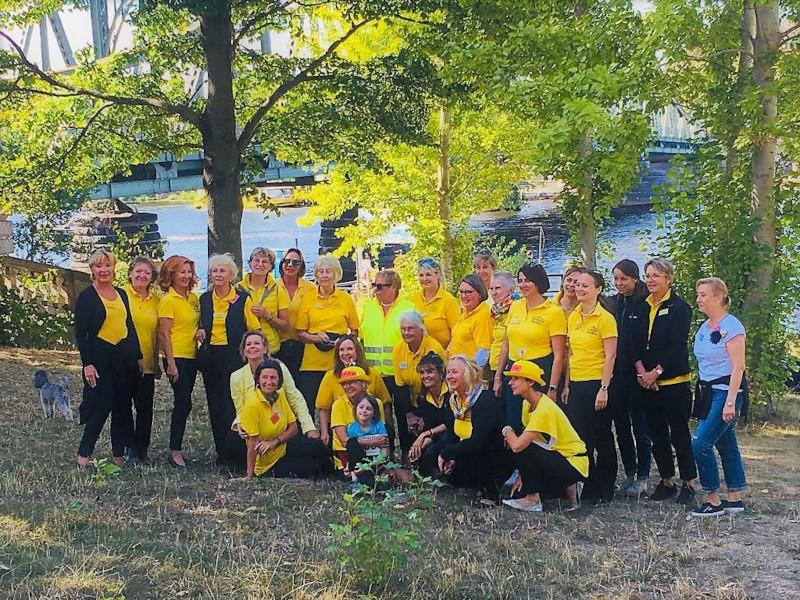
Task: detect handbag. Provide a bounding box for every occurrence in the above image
[693,375,749,421]
[314,332,342,352]
[195,338,212,372]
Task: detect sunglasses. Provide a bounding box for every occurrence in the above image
[283,259,302,266]
[418,257,438,267]
[372,282,392,290]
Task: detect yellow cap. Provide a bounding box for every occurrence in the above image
[338,366,370,383]
[503,360,545,385]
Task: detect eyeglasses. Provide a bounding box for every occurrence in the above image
[283,259,301,267]
[372,282,392,290]
[458,288,476,296]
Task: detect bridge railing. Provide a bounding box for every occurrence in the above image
[0,256,91,313]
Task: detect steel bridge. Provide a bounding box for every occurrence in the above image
[1,2,701,201]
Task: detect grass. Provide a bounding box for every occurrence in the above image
[1,346,799,599]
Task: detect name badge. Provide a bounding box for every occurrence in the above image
[658,308,669,316]
[399,362,409,369]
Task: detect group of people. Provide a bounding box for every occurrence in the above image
[74,246,747,517]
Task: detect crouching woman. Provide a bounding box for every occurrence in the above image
[501,360,588,512]
[241,359,331,480]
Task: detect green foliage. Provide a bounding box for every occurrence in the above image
[90,458,123,485]
[326,455,442,589]
[0,267,72,349]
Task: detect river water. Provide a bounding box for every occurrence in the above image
[144,197,662,278]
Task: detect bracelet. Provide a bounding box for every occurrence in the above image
[548,385,557,391]
[501,426,513,437]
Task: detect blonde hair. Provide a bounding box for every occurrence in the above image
[696,277,731,309]
[447,355,483,393]
[239,329,270,360]
[87,249,116,269]
[314,254,343,283]
[208,253,238,281]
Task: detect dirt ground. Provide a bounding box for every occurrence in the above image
[1,347,798,599]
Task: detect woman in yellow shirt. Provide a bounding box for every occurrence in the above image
[409,257,461,349]
[564,269,618,504]
[123,256,161,463]
[75,250,142,471]
[554,265,581,316]
[472,248,498,297]
[157,254,201,467]
[448,274,492,367]
[316,334,390,447]
[239,247,290,355]
[494,263,567,428]
[296,255,359,415]
[241,359,332,479]
[501,361,586,512]
[197,253,260,467]
[275,248,315,379]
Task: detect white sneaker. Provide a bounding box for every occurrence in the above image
[502,498,543,512]
[625,480,648,497]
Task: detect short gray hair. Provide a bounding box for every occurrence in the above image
[314,255,343,283]
[399,310,426,333]
[491,271,516,291]
[644,257,674,281]
[209,253,239,280]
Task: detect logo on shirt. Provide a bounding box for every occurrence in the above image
[528,316,544,325]
[587,326,599,336]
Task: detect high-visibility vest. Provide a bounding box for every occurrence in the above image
[361,297,415,376]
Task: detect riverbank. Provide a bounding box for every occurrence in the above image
[1,347,799,599]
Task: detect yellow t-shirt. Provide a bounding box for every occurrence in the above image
[240,273,290,354]
[450,392,474,441]
[489,311,510,371]
[124,284,160,373]
[522,396,589,477]
[392,334,447,398]
[448,302,492,359]
[567,303,618,382]
[506,299,568,362]
[157,287,200,360]
[278,277,315,342]
[239,387,296,476]
[330,395,386,453]
[209,287,260,346]
[316,367,391,410]
[296,288,360,372]
[97,292,128,345]
[645,290,691,386]
[409,287,461,349]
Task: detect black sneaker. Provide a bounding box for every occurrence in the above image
[649,481,677,501]
[690,502,724,518]
[722,499,745,514]
[676,483,696,506]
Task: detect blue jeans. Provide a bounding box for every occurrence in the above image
[691,389,747,493]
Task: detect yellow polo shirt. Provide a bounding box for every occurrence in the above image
[448,302,492,359]
[239,387,296,476]
[506,299,568,361]
[157,287,200,359]
[296,288,360,372]
[409,286,461,349]
[392,335,447,399]
[330,395,386,453]
[97,292,128,345]
[209,287,260,346]
[124,284,160,373]
[279,277,315,342]
[316,367,391,410]
[567,303,617,382]
[522,396,589,477]
[489,311,510,371]
[645,290,691,386]
[240,273,290,353]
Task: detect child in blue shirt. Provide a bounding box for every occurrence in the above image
[345,395,389,490]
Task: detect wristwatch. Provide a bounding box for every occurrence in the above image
[548,384,557,392]
[655,366,664,375]
[600,384,609,391]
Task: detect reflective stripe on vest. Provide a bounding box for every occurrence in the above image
[361,298,415,376]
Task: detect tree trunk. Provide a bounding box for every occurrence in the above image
[578,130,597,269]
[436,105,454,281]
[200,4,243,270]
[743,0,779,315]
[724,0,756,175]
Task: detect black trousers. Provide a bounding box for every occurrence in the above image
[259,435,333,478]
[274,339,304,382]
[642,382,698,481]
[201,345,243,463]
[78,341,138,458]
[419,437,449,476]
[515,443,584,499]
[566,380,617,498]
[390,379,412,454]
[610,374,652,480]
[167,358,197,451]
[504,354,554,428]
[298,370,326,417]
[444,445,514,502]
[346,437,384,487]
[130,373,155,457]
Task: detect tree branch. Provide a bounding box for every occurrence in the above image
[0,30,204,130]
[50,103,116,169]
[237,19,373,152]
[233,0,295,48]
[781,23,800,42]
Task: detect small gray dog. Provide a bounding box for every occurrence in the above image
[32,369,74,421]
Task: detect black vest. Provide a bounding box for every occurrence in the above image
[199,289,248,365]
